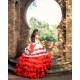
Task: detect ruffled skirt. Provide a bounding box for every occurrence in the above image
[14,54,52,78]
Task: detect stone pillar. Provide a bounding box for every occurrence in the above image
[66,0,72,62]
[8,0,33,58]
[56,0,72,62]
[8,0,17,58]
[14,0,21,58]
[56,0,66,61]
[8,0,21,58]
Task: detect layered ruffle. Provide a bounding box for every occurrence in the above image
[14,54,52,78]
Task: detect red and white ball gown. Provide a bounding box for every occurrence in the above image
[14,36,52,78]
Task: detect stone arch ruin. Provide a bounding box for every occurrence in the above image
[8,0,72,63]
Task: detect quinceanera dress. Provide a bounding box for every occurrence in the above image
[14,36,52,78]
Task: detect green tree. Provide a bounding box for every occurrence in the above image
[29,17,58,42]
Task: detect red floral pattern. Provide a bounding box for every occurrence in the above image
[29,43,36,53]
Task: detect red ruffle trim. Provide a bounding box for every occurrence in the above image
[14,54,52,78]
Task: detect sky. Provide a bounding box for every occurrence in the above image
[26,0,62,27]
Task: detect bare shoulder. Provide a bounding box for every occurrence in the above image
[36,35,39,38]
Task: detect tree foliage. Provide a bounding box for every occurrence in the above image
[29,1,37,10]
[29,17,58,42]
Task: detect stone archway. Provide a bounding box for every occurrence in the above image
[8,0,72,63]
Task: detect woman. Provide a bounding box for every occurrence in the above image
[14,29,52,78]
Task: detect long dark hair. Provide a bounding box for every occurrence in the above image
[31,29,38,43]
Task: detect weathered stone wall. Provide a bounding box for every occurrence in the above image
[8,0,17,58]
[50,0,66,61]
[66,0,72,62]
[8,0,33,58]
[49,0,72,62]
[56,0,72,62]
